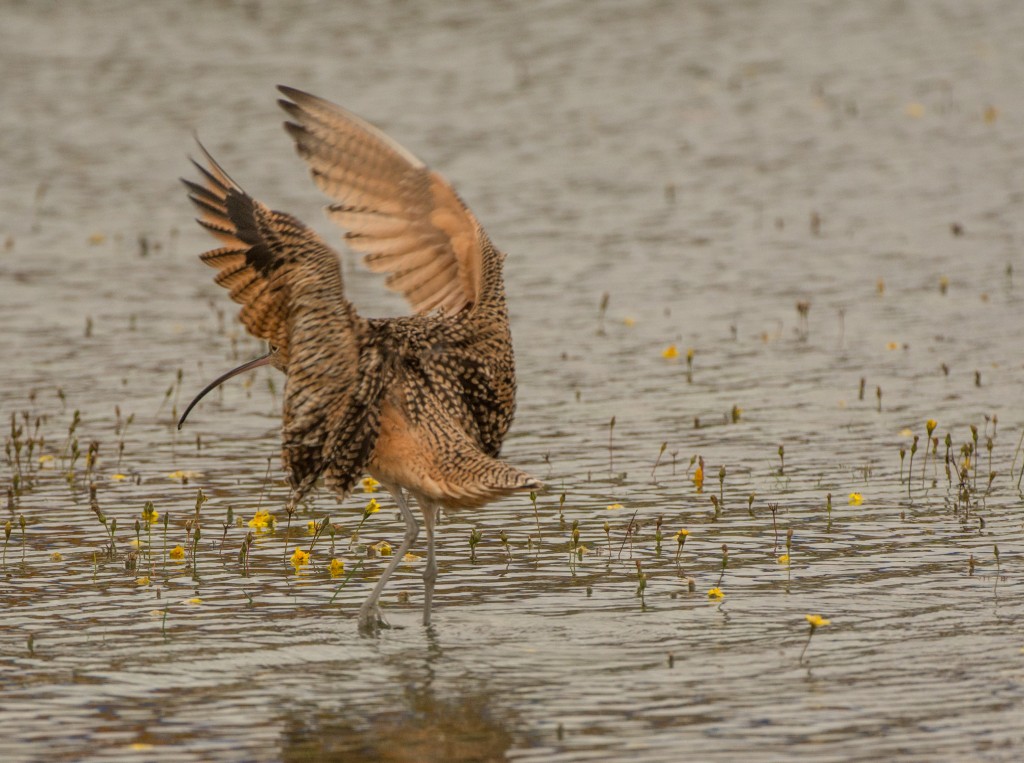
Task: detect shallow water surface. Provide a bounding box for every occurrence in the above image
[2,1,1024,761]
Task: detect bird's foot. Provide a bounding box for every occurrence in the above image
[357,604,391,634]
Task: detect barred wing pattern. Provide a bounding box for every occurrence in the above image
[183,150,370,498]
[278,87,517,457]
[277,85,505,316]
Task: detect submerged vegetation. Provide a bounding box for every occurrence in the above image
[2,375,1017,672]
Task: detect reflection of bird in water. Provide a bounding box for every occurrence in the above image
[178,86,540,631]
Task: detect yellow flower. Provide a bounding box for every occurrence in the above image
[777,554,790,564]
[848,492,863,506]
[899,428,914,438]
[329,558,345,577]
[606,503,624,511]
[185,597,203,605]
[290,548,310,568]
[662,344,679,359]
[805,614,831,628]
[169,545,185,560]
[248,510,274,531]
[886,342,900,351]
[926,419,938,436]
[307,520,318,535]
[707,587,725,600]
[37,454,55,468]
[362,498,381,518]
[50,551,64,562]
[166,470,201,483]
[371,541,392,556]
[110,473,129,482]
[403,552,422,561]
[361,477,381,493]
[693,466,704,492]
[675,529,690,541]
[136,576,151,586]
[141,505,159,524]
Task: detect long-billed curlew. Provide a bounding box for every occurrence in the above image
[178,86,541,631]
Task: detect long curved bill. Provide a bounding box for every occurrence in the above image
[177,353,273,430]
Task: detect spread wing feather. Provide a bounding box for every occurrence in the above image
[183,147,374,500]
[277,85,504,317]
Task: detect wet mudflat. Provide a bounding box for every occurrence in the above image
[2,1,1023,760]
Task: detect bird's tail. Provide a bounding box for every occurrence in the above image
[431,441,543,510]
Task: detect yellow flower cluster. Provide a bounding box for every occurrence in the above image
[248,510,274,531]
[848,493,863,506]
[169,545,185,561]
[805,614,831,628]
[707,587,725,600]
[361,477,381,493]
[329,558,345,576]
[290,548,310,569]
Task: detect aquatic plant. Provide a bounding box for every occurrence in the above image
[290,547,310,570]
[800,614,832,664]
[468,528,482,562]
[674,529,689,562]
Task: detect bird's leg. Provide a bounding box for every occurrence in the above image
[358,487,418,633]
[419,500,440,626]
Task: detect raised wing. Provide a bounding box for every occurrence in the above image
[183,147,370,497]
[277,85,502,316]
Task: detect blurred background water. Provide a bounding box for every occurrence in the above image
[1,1,1023,760]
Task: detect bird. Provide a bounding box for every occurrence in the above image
[177,86,541,632]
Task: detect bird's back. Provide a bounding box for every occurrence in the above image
[360,311,530,509]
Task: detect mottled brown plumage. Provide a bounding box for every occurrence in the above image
[179,86,539,631]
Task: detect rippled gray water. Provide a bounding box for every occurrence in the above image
[2,1,1024,760]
